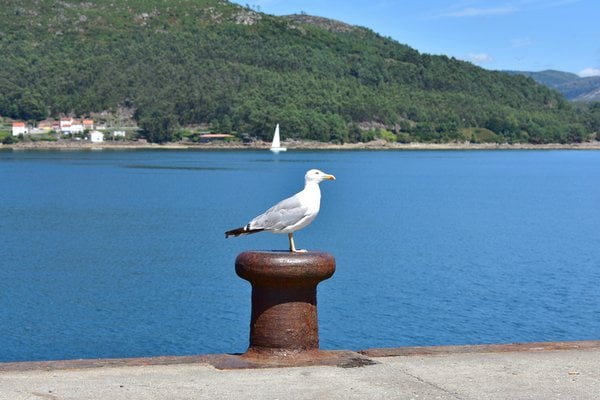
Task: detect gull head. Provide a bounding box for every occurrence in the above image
[305,169,336,184]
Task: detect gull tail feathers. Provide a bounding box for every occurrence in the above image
[225,226,265,238]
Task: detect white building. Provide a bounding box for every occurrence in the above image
[59,117,72,132]
[90,131,104,143]
[59,117,83,134]
[12,122,28,136]
[70,120,84,134]
[83,119,94,130]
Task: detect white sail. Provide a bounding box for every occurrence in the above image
[272,124,281,148]
[270,124,287,153]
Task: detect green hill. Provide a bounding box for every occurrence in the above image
[0,0,597,143]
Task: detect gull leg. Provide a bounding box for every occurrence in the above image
[288,233,306,253]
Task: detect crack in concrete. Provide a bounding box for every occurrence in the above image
[400,369,465,400]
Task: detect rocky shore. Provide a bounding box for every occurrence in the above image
[3,138,600,151]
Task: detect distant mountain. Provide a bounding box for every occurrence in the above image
[505,70,600,101]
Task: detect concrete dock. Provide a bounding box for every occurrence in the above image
[1,341,598,399]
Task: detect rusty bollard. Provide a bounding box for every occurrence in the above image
[235,251,335,359]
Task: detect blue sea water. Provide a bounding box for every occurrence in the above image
[1,149,599,362]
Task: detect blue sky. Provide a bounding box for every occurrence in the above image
[231,0,600,77]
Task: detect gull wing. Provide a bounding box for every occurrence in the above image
[248,194,308,231]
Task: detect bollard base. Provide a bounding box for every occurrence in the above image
[208,349,377,370]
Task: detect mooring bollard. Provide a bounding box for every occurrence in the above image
[235,251,335,358]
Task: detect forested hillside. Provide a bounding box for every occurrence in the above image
[1,0,598,143]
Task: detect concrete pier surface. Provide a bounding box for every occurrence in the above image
[1,341,598,400]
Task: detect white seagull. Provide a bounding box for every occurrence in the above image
[225,169,336,252]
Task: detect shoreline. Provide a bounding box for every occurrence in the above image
[2,139,600,151]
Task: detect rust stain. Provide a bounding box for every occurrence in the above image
[359,340,600,358]
[0,351,375,371]
[2,341,598,372]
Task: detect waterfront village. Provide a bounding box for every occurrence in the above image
[4,116,243,146]
[10,117,125,143]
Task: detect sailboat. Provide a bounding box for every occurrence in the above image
[270,123,287,153]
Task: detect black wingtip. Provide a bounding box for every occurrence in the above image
[225,227,265,238]
[225,227,246,237]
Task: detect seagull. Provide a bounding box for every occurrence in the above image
[225,169,336,252]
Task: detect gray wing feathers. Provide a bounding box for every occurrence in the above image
[248,195,308,231]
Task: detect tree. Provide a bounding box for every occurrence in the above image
[137,109,178,143]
